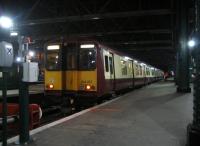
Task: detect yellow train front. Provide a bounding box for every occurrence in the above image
[44,41,99,106]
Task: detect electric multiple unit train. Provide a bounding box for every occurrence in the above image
[44,39,163,106]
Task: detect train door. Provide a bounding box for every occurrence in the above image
[109,53,115,91]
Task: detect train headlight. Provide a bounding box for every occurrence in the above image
[48,84,54,89]
[86,85,91,90]
[85,85,95,91]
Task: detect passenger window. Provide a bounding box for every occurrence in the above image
[105,56,109,72]
[140,66,142,76]
[136,65,139,76]
[121,60,127,75]
[128,62,132,74]
[109,57,113,74]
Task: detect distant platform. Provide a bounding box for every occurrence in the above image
[0,84,44,98]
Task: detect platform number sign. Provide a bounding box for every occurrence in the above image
[0,41,14,67]
[7,47,12,55]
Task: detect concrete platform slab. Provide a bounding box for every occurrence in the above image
[8,81,192,146]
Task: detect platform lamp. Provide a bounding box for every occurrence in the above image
[0,16,14,146]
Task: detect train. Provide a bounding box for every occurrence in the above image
[44,38,163,107]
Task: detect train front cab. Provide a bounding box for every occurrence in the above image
[44,42,99,106]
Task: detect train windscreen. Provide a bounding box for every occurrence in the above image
[79,45,96,70]
[46,45,61,70]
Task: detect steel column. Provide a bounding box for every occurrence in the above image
[2,71,8,146]
[176,0,191,93]
[186,0,200,145]
[18,56,30,144]
[19,81,30,144]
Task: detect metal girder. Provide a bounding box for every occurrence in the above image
[23,0,41,20]
[28,29,172,41]
[18,9,174,26]
[104,40,172,45]
[116,46,174,50]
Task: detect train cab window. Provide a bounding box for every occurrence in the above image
[46,45,61,70]
[104,56,109,72]
[109,57,113,74]
[79,47,96,70]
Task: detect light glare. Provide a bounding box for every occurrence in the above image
[29,51,35,57]
[16,57,21,62]
[188,40,195,48]
[0,16,13,29]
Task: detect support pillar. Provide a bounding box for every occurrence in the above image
[176,0,191,93]
[2,71,8,146]
[175,52,180,85]
[186,0,200,145]
[19,81,30,144]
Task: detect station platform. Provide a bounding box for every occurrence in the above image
[9,81,192,146]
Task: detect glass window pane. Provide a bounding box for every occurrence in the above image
[46,50,60,70]
[79,48,96,70]
[109,57,113,74]
[105,56,109,72]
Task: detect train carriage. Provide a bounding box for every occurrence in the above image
[44,39,163,106]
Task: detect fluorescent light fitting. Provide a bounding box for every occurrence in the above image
[134,60,138,63]
[80,44,95,48]
[47,45,60,50]
[10,32,18,36]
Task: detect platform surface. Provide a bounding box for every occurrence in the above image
[10,81,192,146]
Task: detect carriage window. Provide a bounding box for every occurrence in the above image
[79,48,96,70]
[46,50,60,70]
[104,56,109,72]
[109,57,113,74]
[128,61,133,74]
[140,65,142,76]
[121,60,127,75]
[136,65,139,76]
